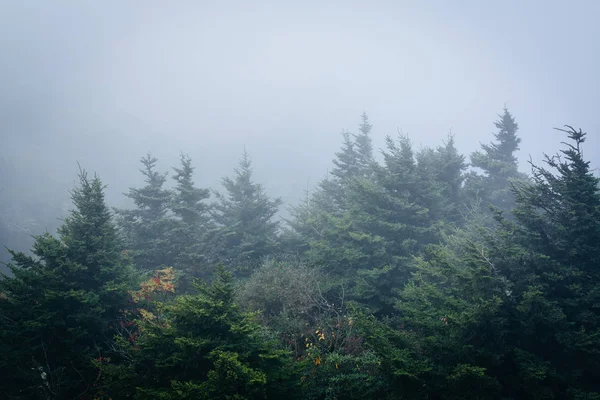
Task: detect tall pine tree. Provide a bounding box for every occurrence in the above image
[115,153,174,272]
[490,126,600,398]
[465,107,528,213]
[169,153,212,283]
[0,169,136,399]
[212,150,282,276]
[319,112,375,213]
[96,266,289,399]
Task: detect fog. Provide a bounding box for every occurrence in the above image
[1,0,599,256]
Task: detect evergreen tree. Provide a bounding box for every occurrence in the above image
[115,153,174,272]
[212,150,283,276]
[355,112,375,178]
[465,107,528,212]
[392,242,508,400]
[318,130,358,214]
[319,113,375,213]
[97,267,289,399]
[345,133,442,312]
[0,169,136,399]
[291,131,447,314]
[489,126,600,398]
[169,153,212,282]
[286,113,376,255]
[432,135,467,223]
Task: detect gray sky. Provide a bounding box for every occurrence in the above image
[1,0,599,215]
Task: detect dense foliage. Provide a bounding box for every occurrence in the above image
[1,109,598,399]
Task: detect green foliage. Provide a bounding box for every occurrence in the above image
[169,153,213,284]
[291,127,461,314]
[415,134,468,224]
[296,350,388,400]
[212,150,283,276]
[392,243,507,399]
[0,169,137,399]
[490,126,600,397]
[97,266,289,399]
[115,153,175,272]
[465,107,529,213]
[2,113,598,400]
[237,257,322,330]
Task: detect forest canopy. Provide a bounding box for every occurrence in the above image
[1,109,599,399]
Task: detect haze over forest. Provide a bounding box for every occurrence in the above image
[1,2,600,399]
[1,1,599,261]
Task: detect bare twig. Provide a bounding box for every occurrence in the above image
[40,338,55,395]
[71,361,89,400]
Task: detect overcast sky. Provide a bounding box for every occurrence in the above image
[1,0,599,214]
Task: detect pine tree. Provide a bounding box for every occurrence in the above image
[169,153,212,282]
[97,267,289,399]
[490,126,600,398]
[212,150,283,276]
[425,134,468,224]
[355,112,375,178]
[288,113,376,256]
[0,169,136,399]
[319,113,375,213]
[115,153,174,272]
[345,133,442,312]
[465,107,528,212]
[394,243,508,400]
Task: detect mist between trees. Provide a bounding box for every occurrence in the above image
[1,109,599,399]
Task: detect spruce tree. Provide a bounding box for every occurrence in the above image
[169,153,212,282]
[355,112,375,178]
[491,126,600,398]
[212,150,282,276]
[288,113,376,257]
[285,116,385,311]
[0,169,136,399]
[97,267,288,399]
[115,153,174,272]
[346,133,441,312]
[465,107,528,212]
[394,243,508,400]
[319,113,375,213]
[427,134,468,224]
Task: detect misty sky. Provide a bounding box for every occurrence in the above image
[1,0,599,217]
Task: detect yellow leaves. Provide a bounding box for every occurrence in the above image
[335,362,339,369]
[139,309,155,321]
[314,356,321,366]
[131,267,176,304]
[314,328,326,341]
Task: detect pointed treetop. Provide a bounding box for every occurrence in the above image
[359,111,373,136]
[173,152,194,182]
[355,112,374,168]
[140,152,168,187]
[239,147,252,172]
[488,107,521,163]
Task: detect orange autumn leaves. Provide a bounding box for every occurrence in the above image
[130,267,176,304]
[125,267,176,338]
